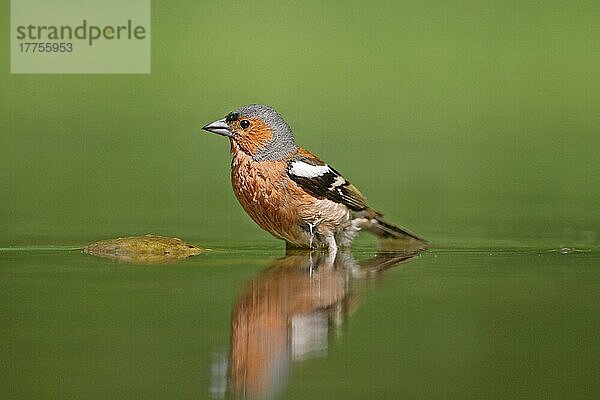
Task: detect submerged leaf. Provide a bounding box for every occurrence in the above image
[83,234,203,264]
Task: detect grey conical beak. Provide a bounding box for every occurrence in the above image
[202,118,233,137]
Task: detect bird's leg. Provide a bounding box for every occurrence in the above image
[308,222,315,249]
[325,236,338,265]
[325,235,338,253]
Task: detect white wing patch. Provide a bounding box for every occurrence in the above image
[289,160,331,178]
[287,158,368,211]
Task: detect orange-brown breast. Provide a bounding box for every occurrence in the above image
[230,142,312,245]
[230,143,353,247]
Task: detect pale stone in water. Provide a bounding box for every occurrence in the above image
[83,234,203,264]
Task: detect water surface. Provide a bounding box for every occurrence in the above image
[2,245,598,399]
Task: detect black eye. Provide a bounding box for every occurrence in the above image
[240,119,250,129]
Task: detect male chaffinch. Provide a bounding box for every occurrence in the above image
[202,104,426,253]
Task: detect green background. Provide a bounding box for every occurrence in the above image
[2,0,599,249]
[2,2,600,400]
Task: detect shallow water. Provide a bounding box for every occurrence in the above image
[2,245,598,399]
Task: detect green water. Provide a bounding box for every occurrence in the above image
[2,0,600,398]
[2,247,599,399]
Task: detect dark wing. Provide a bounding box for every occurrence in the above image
[286,153,369,211]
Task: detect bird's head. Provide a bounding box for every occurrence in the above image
[202,104,298,161]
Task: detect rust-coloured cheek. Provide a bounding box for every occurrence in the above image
[233,119,273,156]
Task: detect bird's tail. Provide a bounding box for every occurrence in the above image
[365,216,428,252]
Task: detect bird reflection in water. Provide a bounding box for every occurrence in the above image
[216,248,422,399]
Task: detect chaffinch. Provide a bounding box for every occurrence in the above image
[202,104,426,253]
